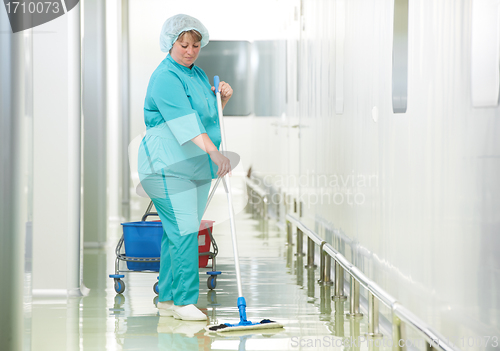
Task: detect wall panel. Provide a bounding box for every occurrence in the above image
[251,0,500,343]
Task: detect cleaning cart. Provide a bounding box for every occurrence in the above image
[109,200,221,294]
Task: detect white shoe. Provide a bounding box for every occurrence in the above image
[172,304,207,321]
[157,300,174,317]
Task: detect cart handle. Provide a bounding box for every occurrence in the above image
[141,212,159,222]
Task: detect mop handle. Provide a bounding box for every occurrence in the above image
[214,75,220,93]
[213,76,226,151]
[203,176,221,216]
[202,76,223,216]
[214,76,244,298]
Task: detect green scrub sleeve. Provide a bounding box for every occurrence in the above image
[151,70,207,145]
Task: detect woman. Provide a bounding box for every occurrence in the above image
[138,14,233,321]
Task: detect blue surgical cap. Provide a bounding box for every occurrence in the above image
[159,14,209,53]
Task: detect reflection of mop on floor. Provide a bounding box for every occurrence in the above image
[207,329,285,351]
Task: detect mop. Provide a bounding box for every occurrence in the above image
[205,76,284,333]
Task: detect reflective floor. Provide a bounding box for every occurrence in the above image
[31,177,397,351]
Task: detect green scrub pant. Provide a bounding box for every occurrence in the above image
[141,173,211,305]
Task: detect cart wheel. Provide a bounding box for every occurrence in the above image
[114,279,125,294]
[207,276,217,290]
[153,282,159,295]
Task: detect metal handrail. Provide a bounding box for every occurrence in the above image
[245,177,269,221]
[288,213,324,246]
[286,213,461,351]
[245,177,268,198]
[315,215,353,246]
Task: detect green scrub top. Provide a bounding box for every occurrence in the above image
[138,54,221,180]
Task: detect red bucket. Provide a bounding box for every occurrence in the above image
[153,219,215,268]
[198,220,215,268]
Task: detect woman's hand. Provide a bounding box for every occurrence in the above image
[208,150,231,177]
[211,81,233,109]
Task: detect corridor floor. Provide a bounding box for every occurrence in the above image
[31,177,393,351]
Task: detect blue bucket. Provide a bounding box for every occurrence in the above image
[121,221,162,271]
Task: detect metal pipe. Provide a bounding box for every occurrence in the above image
[368,280,398,309]
[287,214,324,246]
[258,191,262,217]
[393,315,406,351]
[323,243,338,258]
[250,188,255,217]
[286,241,294,268]
[276,188,281,220]
[320,285,332,316]
[307,265,315,298]
[254,189,258,215]
[367,292,383,337]
[335,253,352,273]
[332,260,347,301]
[283,191,288,218]
[263,195,268,220]
[205,176,222,215]
[318,242,326,283]
[245,178,267,197]
[334,300,345,336]
[286,220,293,245]
[349,312,362,351]
[347,276,363,317]
[324,254,333,285]
[305,237,316,269]
[296,254,303,286]
[349,266,370,290]
[296,228,305,256]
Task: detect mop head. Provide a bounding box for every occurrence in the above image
[206,319,284,333]
[207,289,284,333]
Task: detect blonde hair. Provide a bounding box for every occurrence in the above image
[169,30,203,54]
[177,29,202,43]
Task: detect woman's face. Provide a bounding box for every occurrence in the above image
[170,33,201,67]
